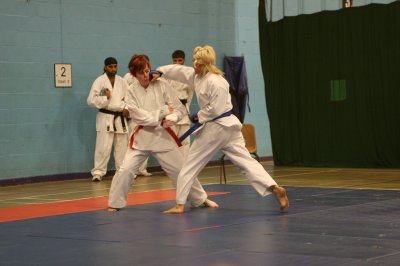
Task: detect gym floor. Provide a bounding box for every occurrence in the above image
[1,161,400,265]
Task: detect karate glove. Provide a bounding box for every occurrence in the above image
[162,114,178,128]
[165,113,178,123]
[190,113,199,123]
[159,104,173,120]
[149,70,163,81]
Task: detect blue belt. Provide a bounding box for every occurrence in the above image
[178,111,232,142]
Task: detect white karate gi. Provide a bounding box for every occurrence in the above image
[108,78,208,209]
[166,79,193,158]
[158,64,278,205]
[124,73,151,175]
[87,73,129,178]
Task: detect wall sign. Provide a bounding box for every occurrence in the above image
[54,63,72,87]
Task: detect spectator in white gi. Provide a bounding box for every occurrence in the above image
[156,45,289,214]
[123,55,152,177]
[107,54,218,211]
[167,50,194,158]
[87,57,130,182]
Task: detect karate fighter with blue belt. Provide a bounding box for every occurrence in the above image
[155,45,289,214]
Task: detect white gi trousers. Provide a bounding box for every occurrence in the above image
[91,131,128,178]
[176,122,278,205]
[108,147,208,209]
[174,124,190,159]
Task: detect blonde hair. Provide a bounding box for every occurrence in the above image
[193,45,224,77]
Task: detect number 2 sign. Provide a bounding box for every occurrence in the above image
[54,63,72,88]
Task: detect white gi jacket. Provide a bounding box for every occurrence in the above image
[123,73,135,86]
[158,64,241,130]
[158,65,278,203]
[125,78,185,152]
[87,73,129,133]
[165,79,193,126]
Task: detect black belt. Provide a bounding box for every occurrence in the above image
[179,98,191,120]
[99,109,127,132]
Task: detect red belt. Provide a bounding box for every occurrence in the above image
[164,127,182,147]
[129,126,182,149]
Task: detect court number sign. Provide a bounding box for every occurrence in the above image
[54,63,72,87]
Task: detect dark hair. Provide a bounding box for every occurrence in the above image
[104,57,118,66]
[128,54,151,76]
[172,50,185,59]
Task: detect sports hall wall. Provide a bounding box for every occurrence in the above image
[0,0,271,182]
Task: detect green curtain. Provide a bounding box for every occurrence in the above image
[259,1,400,167]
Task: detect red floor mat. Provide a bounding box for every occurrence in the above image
[0,190,229,223]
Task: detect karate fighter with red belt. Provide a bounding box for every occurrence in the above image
[107,54,218,211]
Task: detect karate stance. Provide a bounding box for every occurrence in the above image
[107,54,218,211]
[156,45,289,214]
[123,57,152,177]
[87,57,129,182]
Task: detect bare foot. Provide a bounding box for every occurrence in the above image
[107,207,120,212]
[203,198,219,208]
[272,186,289,211]
[163,204,185,214]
